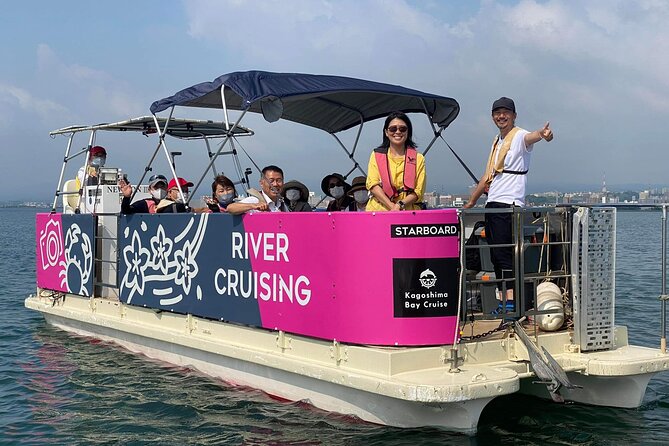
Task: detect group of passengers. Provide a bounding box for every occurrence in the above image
[85,101,555,317]
[89,111,424,216]
[217,110,423,215]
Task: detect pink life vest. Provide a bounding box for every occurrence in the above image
[146,199,157,214]
[374,146,417,199]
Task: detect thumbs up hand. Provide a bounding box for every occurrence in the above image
[540,122,553,142]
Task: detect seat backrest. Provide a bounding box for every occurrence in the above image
[62,179,79,213]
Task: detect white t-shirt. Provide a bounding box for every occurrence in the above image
[238,190,288,212]
[486,128,533,206]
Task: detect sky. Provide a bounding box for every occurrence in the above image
[1,0,668,201]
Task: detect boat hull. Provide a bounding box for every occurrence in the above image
[26,292,518,434]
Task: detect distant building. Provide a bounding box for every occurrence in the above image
[423,191,439,208]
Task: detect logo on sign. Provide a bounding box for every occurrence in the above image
[39,219,63,270]
[392,258,459,318]
[419,268,437,289]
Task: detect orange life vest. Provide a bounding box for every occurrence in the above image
[373,146,417,199]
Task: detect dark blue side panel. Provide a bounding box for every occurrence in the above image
[118,213,261,325]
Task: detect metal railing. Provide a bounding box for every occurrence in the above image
[459,206,573,323]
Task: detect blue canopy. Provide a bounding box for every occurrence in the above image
[150,71,459,134]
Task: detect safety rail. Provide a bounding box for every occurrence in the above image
[459,206,574,325]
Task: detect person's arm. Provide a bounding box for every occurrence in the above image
[119,179,139,214]
[464,175,488,209]
[226,197,268,215]
[369,184,394,210]
[524,122,554,146]
[392,191,418,211]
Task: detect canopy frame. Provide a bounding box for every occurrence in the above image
[149,71,463,203]
[48,116,254,213]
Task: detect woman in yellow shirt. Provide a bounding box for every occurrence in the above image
[366,112,426,211]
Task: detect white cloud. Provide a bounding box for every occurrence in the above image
[180,0,669,191]
[35,44,145,120]
[0,83,68,119]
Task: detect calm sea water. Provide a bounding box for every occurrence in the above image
[2,207,669,445]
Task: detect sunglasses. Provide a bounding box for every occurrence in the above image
[387,125,408,134]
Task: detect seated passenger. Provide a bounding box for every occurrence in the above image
[77,145,107,188]
[227,165,288,215]
[281,180,312,212]
[156,177,193,213]
[347,176,369,211]
[119,174,168,214]
[205,174,237,213]
[321,173,355,212]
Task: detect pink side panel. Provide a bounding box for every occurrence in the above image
[244,210,460,345]
[36,213,67,293]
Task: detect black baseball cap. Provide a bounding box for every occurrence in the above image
[492,97,516,113]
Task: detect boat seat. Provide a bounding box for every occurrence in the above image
[62,179,79,214]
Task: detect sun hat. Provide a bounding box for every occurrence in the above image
[347,176,367,195]
[281,180,309,200]
[320,173,351,197]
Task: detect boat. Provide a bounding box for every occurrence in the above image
[25,71,669,434]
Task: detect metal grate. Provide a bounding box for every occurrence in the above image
[571,207,616,352]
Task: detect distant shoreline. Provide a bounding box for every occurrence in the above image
[0,203,50,209]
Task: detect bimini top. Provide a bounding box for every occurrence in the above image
[49,116,253,140]
[150,70,460,133]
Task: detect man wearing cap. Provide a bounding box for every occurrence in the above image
[227,165,287,215]
[77,145,107,188]
[119,174,168,214]
[464,97,554,312]
[156,177,194,213]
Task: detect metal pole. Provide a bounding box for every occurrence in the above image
[189,109,248,202]
[203,136,218,178]
[330,133,366,176]
[76,131,97,211]
[421,128,442,157]
[128,115,172,203]
[51,133,76,212]
[661,204,667,353]
[515,207,524,317]
[152,108,185,203]
[221,86,230,130]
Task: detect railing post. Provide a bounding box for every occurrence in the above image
[661,205,667,353]
[515,207,524,317]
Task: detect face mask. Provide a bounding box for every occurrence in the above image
[151,189,167,200]
[176,192,189,204]
[285,189,301,202]
[90,156,106,167]
[353,190,369,204]
[330,186,345,199]
[217,192,235,206]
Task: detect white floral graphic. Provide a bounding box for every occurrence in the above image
[149,225,173,275]
[120,214,208,306]
[121,230,151,303]
[174,241,199,295]
[39,219,63,270]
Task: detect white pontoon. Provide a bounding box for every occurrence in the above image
[26,71,669,434]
